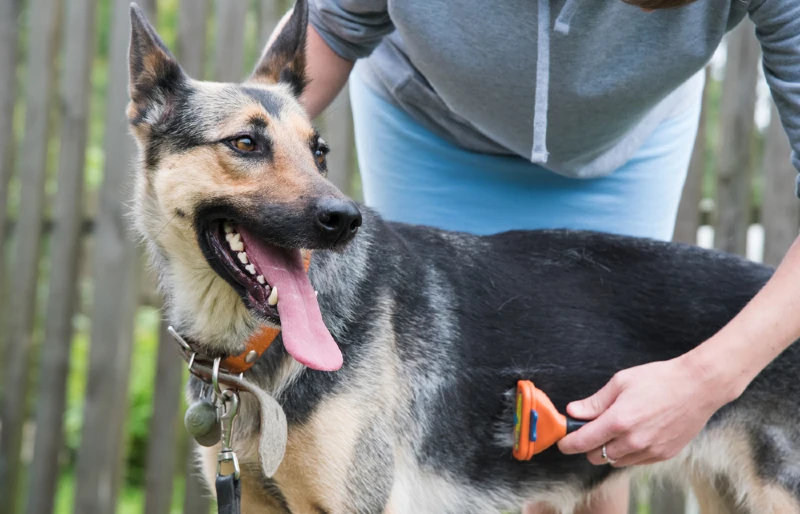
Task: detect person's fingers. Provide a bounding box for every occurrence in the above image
[585,445,609,466]
[589,433,651,466]
[586,439,635,466]
[587,441,676,468]
[621,444,681,466]
[566,376,623,421]
[635,457,664,466]
[559,377,626,455]
[609,450,650,468]
[558,410,627,455]
[584,440,637,466]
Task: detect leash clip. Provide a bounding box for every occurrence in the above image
[217,388,241,480]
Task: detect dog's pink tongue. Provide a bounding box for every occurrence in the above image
[238,228,342,371]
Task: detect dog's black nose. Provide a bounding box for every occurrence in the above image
[315,198,362,245]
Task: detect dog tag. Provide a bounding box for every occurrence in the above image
[185,398,221,447]
[246,384,287,477]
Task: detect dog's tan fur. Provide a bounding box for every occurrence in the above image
[199,384,393,513]
[276,395,368,513]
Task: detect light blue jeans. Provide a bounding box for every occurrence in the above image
[349,68,702,241]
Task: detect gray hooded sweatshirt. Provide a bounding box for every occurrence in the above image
[309,0,800,188]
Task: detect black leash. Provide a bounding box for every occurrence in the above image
[216,387,241,514]
[216,473,241,514]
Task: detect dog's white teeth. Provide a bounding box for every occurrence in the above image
[245,264,256,275]
[229,233,244,252]
[268,287,278,306]
[225,233,234,242]
[223,223,234,234]
[257,275,266,284]
[237,252,248,264]
[315,291,318,297]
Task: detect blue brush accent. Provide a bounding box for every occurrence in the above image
[530,410,539,442]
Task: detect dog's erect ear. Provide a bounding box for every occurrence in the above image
[249,0,308,96]
[127,3,186,126]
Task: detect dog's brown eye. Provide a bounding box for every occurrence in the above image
[232,136,256,152]
[313,137,329,167]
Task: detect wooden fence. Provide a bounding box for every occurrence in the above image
[0,1,797,513]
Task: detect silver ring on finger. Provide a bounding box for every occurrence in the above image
[601,444,617,465]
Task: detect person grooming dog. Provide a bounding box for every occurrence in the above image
[277,0,800,512]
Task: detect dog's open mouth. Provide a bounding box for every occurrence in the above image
[203,221,343,371]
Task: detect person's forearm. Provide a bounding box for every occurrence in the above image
[301,25,354,118]
[263,10,353,118]
[684,234,800,402]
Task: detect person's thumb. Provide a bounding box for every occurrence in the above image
[566,377,621,420]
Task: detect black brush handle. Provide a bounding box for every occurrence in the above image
[566,416,589,434]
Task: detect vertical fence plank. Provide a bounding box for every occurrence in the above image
[178,0,209,79]
[0,0,21,296]
[714,23,761,255]
[674,69,710,246]
[762,101,800,267]
[214,0,249,81]
[144,320,185,514]
[322,85,356,196]
[175,3,213,513]
[0,0,63,510]
[72,0,141,511]
[24,0,97,512]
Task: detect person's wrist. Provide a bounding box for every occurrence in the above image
[679,339,750,409]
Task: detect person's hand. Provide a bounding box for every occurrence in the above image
[557,356,739,467]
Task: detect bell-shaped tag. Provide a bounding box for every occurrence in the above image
[185,398,221,447]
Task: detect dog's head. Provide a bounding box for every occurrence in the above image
[127,0,356,370]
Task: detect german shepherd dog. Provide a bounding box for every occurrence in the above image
[127,1,800,512]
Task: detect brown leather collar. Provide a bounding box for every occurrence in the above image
[174,251,312,375]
